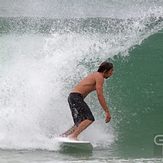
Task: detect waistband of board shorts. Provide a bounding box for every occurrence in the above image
[69,92,83,99]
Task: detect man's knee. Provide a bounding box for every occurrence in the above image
[86,119,94,125]
[89,116,95,123]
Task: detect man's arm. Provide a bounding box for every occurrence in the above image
[95,75,111,123]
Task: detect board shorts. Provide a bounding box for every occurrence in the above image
[68,92,95,126]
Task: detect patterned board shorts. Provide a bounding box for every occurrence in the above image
[68,92,95,126]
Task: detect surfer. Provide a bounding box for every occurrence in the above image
[62,61,113,140]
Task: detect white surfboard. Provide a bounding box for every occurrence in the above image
[55,137,93,152]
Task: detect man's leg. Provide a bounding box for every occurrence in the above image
[68,119,93,140]
[60,124,77,137]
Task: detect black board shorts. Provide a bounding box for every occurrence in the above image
[68,92,95,126]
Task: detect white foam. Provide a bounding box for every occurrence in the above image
[0,0,163,18]
[55,137,90,144]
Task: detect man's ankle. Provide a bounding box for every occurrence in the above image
[68,134,78,140]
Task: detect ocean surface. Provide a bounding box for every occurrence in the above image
[0,0,163,162]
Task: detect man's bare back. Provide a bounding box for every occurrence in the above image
[71,68,113,117]
[72,72,103,98]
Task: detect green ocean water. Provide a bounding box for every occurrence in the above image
[108,30,163,158]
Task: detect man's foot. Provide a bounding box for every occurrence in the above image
[68,134,78,141]
[60,125,77,138]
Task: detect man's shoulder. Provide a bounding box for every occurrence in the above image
[92,72,104,80]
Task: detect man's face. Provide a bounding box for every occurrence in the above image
[104,68,113,79]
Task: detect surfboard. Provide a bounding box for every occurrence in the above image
[55,137,93,152]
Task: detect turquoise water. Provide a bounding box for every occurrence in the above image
[109,30,163,158]
[0,1,163,162]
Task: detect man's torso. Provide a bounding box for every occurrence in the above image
[71,72,103,98]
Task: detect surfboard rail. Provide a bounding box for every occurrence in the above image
[55,137,93,152]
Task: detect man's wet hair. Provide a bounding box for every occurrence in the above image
[97,61,113,73]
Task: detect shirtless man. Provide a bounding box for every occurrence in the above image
[62,61,113,140]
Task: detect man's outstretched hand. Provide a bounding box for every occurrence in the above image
[105,111,111,123]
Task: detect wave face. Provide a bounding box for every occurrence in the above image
[0,0,163,157]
